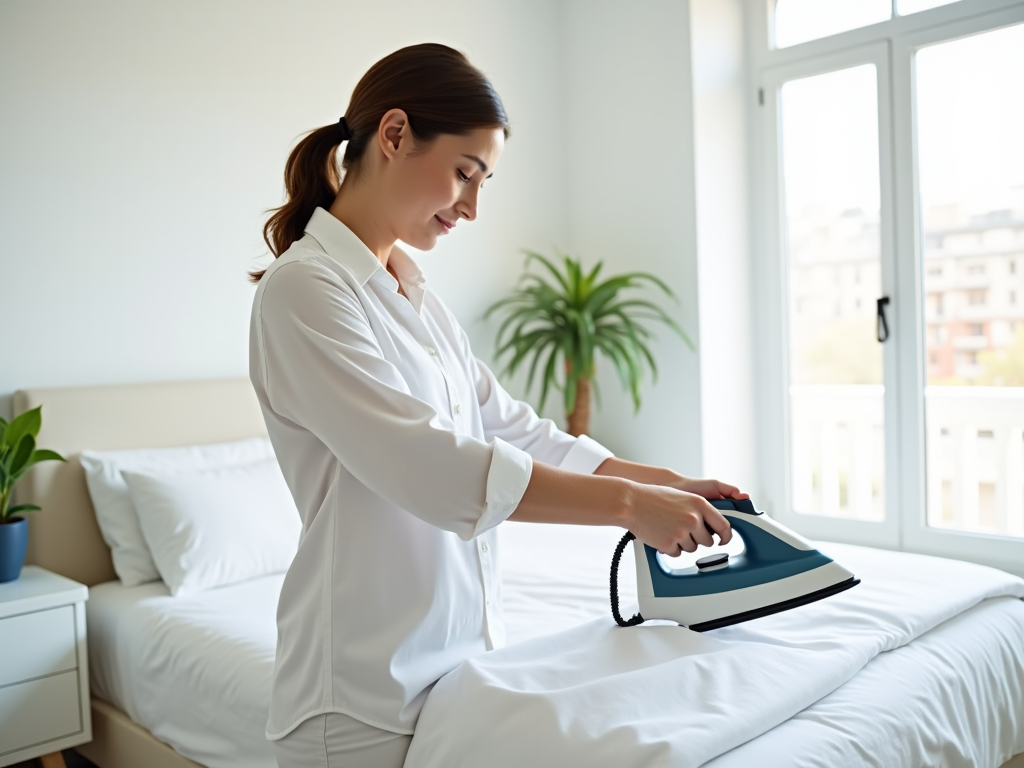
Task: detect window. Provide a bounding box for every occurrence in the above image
[898,0,962,13]
[967,289,987,306]
[774,0,890,49]
[755,1,1024,569]
[918,21,1024,542]
[780,63,885,521]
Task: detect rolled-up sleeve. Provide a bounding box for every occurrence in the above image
[257,262,531,540]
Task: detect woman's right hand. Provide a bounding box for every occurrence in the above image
[626,483,732,556]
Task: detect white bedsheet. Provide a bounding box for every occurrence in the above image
[405,529,1024,768]
[86,523,1024,768]
[87,574,282,768]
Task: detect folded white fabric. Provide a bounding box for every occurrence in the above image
[404,544,1024,768]
[121,457,301,597]
[80,437,276,586]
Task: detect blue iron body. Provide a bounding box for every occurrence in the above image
[632,498,859,631]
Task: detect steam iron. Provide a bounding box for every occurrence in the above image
[610,498,859,631]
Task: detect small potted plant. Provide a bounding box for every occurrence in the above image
[0,406,65,582]
[485,250,693,436]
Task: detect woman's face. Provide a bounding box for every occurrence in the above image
[384,124,505,251]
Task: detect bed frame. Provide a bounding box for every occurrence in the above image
[12,378,1024,768]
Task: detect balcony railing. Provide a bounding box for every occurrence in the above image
[789,384,1024,538]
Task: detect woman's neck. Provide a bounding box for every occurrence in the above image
[328,182,395,269]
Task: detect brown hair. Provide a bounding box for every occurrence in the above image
[250,43,510,283]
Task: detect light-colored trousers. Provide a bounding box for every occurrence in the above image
[272,712,412,768]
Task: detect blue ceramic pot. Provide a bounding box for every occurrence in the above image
[0,517,28,583]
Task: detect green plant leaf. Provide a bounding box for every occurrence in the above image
[605,299,695,350]
[6,504,41,516]
[499,331,554,379]
[523,250,572,294]
[7,434,35,476]
[4,407,42,452]
[596,336,636,390]
[0,421,6,452]
[537,343,561,413]
[523,338,552,394]
[10,449,67,483]
[28,449,65,464]
[561,333,578,414]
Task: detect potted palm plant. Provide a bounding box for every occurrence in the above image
[485,250,693,436]
[0,406,65,582]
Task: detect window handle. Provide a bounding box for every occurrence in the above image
[876,296,891,343]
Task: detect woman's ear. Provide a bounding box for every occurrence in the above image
[378,108,410,161]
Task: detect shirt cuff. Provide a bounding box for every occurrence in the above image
[557,434,614,475]
[472,437,533,539]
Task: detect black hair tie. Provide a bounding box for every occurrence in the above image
[337,116,352,141]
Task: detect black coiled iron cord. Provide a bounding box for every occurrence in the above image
[610,531,645,627]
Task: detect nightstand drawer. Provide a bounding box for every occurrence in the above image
[0,669,82,758]
[0,605,77,687]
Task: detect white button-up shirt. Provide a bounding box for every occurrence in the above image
[250,208,614,737]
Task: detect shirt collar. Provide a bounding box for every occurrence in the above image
[304,208,427,305]
[304,207,381,286]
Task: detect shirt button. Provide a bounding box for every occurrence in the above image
[454,404,462,415]
[427,346,437,356]
[480,542,489,553]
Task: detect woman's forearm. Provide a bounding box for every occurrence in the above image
[506,453,747,554]
[592,456,684,487]
[508,461,636,528]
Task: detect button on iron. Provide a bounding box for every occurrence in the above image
[696,553,730,570]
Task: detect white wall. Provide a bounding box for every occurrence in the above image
[560,0,705,474]
[2,0,724,477]
[691,0,759,494]
[0,0,568,419]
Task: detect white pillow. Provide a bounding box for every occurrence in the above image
[80,437,276,586]
[121,457,301,597]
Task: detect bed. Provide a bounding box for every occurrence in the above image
[12,379,1024,768]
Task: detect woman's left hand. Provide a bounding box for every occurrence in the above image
[665,475,749,503]
[594,458,749,505]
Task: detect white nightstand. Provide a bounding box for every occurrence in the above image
[0,566,90,768]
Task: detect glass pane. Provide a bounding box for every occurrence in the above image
[918,23,1024,538]
[898,0,960,15]
[781,65,886,521]
[774,0,890,49]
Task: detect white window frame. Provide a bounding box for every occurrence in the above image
[749,0,1024,575]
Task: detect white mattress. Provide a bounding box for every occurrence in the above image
[86,523,1024,768]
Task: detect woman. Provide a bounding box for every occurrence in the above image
[249,43,746,768]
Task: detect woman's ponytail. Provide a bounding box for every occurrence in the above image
[250,125,345,282]
[249,43,510,284]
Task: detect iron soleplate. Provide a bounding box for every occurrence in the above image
[683,576,861,632]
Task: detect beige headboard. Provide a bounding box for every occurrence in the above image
[12,379,267,587]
